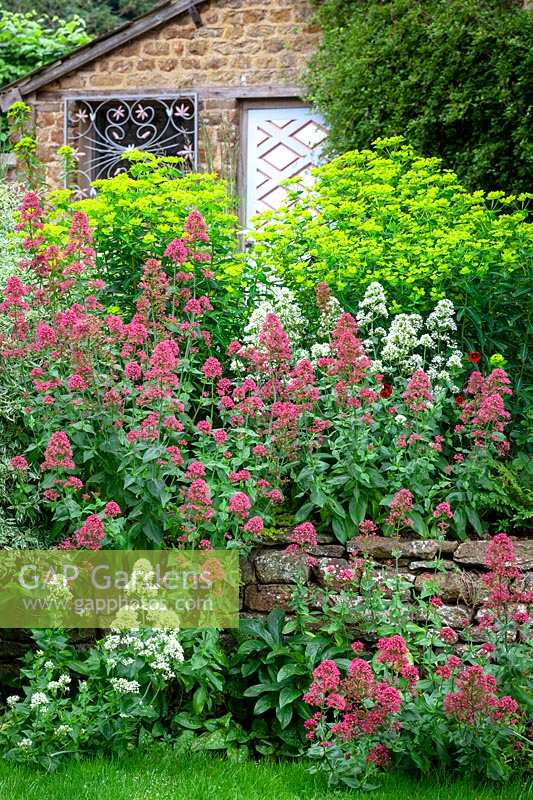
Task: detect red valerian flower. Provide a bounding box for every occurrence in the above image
[402,369,433,412]
[455,394,465,407]
[9,455,28,472]
[467,352,481,364]
[380,383,393,399]
[366,743,391,768]
[103,501,121,518]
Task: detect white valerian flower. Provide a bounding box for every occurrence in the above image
[45,573,72,606]
[18,738,33,749]
[103,629,185,681]
[30,692,49,709]
[395,414,407,424]
[110,678,140,695]
[6,695,20,707]
[54,724,72,736]
[356,283,389,359]
[446,351,463,370]
[44,660,54,670]
[426,299,457,335]
[47,674,71,692]
[403,353,424,372]
[381,313,424,374]
[309,342,332,363]
[419,333,434,349]
[357,282,389,328]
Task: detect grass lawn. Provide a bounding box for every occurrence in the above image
[0,748,530,800]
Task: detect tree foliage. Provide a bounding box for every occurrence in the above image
[6,0,159,37]
[0,6,91,88]
[307,0,533,194]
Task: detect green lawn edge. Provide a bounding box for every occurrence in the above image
[0,746,531,800]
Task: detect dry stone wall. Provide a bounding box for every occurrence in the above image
[240,533,533,639]
[1,534,531,677]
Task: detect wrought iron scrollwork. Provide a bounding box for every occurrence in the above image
[64,95,197,197]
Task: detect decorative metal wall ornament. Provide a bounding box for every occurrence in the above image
[64,94,197,197]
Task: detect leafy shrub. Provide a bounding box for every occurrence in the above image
[226,610,347,756]
[230,284,516,541]
[252,140,533,424]
[0,627,185,770]
[9,0,159,37]
[0,8,90,89]
[295,533,532,787]
[2,193,520,545]
[60,152,243,319]
[2,196,286,548]
[0,181,22,287]
[307,0,533,194]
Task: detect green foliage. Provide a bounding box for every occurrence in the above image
[8,0,159,37]
[252,139,533,424]
[476,453,533,529]
[308,0,533,195]
[5,103,44,186]
[228,610,345,755]
[0,181,36,547]
[0,180,22,289]
[58,152,243,317]
[0,7,90,88]
[0,628,185,770]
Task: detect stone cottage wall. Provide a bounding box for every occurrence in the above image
[25,0,319,186]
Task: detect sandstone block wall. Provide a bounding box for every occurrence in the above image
[1,535,531,677]
[24,0,319,186]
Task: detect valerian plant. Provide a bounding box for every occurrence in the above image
[251,139,533,430]
[1,194,517,547]
[0,626,185,771]
[293,533,532,788]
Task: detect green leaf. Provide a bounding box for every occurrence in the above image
[278,686,301,708]
[275,703,293,729]
[192,685,207,715]
[254,695,276,715]
[332,516,349,543]
[277,663,306,682]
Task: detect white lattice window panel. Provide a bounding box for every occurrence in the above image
[245,107,327,227]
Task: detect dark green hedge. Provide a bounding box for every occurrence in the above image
[307,0,533,194]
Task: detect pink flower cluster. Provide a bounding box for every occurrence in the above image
[303,656,403,744]
[285,522,318,555]
[433,501,453,534]
[402,370,433,412]
[41,432,75,472]
[377,636,419,689]
[328,313,370,386]
[228,492,252,519]
[384,489,413,529]
[443,665,519,726]
[58,514,105,550]
[479,533,531,617]
[460,369,512,451]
